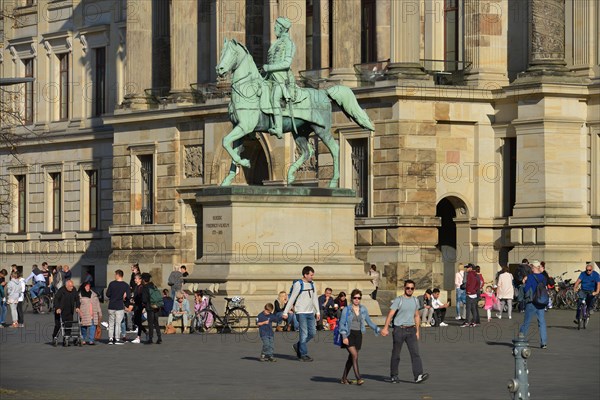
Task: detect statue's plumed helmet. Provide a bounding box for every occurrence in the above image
[276,17,292,30]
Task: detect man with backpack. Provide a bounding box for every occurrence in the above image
[515,258,531,312]
[381,279,429,384]
[519,260,548,349]
[106,269,131,345]
[141,272,163,344]
[283,266,320,361]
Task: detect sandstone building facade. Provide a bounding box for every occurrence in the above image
[1,0,598,300]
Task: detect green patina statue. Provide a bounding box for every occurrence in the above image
[215,19,374,188]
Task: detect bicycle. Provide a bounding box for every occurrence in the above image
[23,285,53,314]
[192,290,250,334]
[575,291,594,330]
[553,272,577,310]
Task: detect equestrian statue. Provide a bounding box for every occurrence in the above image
[216,17,374,187]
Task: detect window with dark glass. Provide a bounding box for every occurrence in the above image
[361,0,377,63]
[444,0,459,69]
[58,53,69,120]
[350,138,369,217]
[17,175,26,233]
[306,0,314,70]
[245,0,264,64]
[94,48,106,116]
[87,170,99,230]
[502,138,517,217]
[51,173,61,232]
[140,155,153,224]
[24,59,34,124]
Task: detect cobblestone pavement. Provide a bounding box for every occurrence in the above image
[1,308,598,400]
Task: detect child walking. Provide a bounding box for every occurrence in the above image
[256,303,280,362]
[481,286,498,322]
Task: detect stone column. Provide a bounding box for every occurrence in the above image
[387,0,428,79]
[329,0,361,85]
[170,0,198,102]
[213,0,245,85]
[313,0,330,69]
[123,0,153,108]
[567,0,599,78]
[463,0,509,87]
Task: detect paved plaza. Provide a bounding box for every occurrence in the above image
[1,307,598,400]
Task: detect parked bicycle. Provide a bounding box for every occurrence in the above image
[23,285,53,314]
[192,290,250,334]
[552,272,577,310]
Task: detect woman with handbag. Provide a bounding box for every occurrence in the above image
[79,281,102,345]
[338,289,380,385]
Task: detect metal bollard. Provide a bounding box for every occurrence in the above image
[508,333,530,400]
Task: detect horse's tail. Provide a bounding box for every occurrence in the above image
[326,85,375,131]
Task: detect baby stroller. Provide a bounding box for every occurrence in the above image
[53,312,83,347]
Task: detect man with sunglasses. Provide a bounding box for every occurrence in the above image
[573,264,600,324]
[381,280,429,384]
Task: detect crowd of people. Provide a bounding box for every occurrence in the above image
[2,260,598,386]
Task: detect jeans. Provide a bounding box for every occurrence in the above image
[261,335,274,357]
[0,301,6,324]
[30,281,46,299]
[465,296,479,324]
[108,309,124,341]
[390,326,423,379]
[455,288,465,316]
[9,303,18,324]
[167,313,189,329]
[500,298,513,318]
[81,324,97,343]
[519,302,547,346]
[297,313,316,357]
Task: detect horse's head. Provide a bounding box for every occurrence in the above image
[216,38,241,78]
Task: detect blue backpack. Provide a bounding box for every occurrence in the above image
[530,275,549,307]
[289,279,315,305]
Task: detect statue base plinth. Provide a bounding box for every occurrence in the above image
[190,186,381,316]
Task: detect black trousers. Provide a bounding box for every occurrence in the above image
[146,309,161,340]
[17,302,23,324]
[390,326,423,379]
[433,308,446,325]
[134,307,146,337]
[52,312,74,338]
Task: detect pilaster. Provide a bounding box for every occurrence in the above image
[170,0,198,102]
[329,0,360,85]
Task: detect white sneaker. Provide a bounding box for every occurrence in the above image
[131,337,141,344]
[455,316,462,320]
[439,322,448,327]
[496,314,502,319]
[101,322,108,329]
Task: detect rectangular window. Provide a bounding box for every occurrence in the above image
[87,170,99,230]
[361,0,377,63]
[24,59,34,124]
[140,155,153,224]
[444,0,459,69]
[350,138,369,217]
[17,175,27,233]
[306,0,314,70]
[51,172,62,232]
[502,138,517,217]
[94,48,106,116]
[58,54,69,120]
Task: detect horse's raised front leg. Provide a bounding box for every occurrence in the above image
[287,136,311,185]
[222,125,251,168]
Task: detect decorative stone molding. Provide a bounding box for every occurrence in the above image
[30,42,37,57]
[530,0,565,65]
[66,37,73,53]
[43,40,53,56]
[79,35,88,53]
[184,145,204,178]
[9,46,18,62]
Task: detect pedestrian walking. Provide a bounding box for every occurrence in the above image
[52,280,81,346]
[106,269,130,345]
[256,303,280,362]
[519,260,548,349]
[381,280,429,384]
[283,266,320,361]
[79,281,102,345]
[338,289,380,385]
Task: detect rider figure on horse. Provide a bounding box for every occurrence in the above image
[262,17,296,139]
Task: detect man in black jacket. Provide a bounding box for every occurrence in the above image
[141,273,162,344]
[52,280,81,346]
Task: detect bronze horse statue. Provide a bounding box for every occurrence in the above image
[215,38,374,187]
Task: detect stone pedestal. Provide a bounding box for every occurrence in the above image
[190,186,382,316]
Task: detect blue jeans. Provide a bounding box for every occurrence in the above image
[30,281,46,299]
[297,313,316,357]
[81,324,97,343]
[261,335,274,357]
[276,312,298,330]
[455,288,465,315]
[519,302,547,346]
[0,301,7,324]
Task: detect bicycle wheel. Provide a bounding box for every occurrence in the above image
[226,307,250,334]
[195,310,217,334]
[566,290,578,310]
